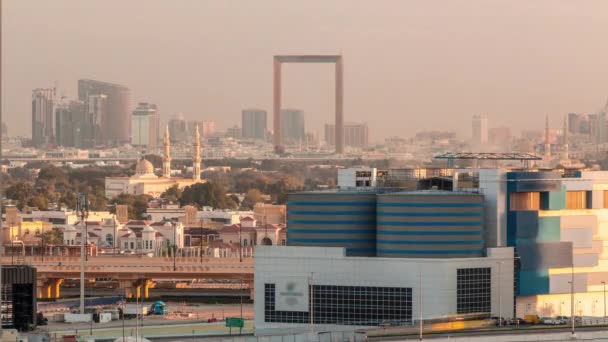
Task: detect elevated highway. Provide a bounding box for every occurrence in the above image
[0,256,253,299]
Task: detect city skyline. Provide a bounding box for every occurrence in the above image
[3,1,608,141]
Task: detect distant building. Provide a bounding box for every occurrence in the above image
[131,102,159,150]
[242,109,267,140]
[325,122,368,148]
[253,203,286,225]
[200,120,216,137]
[55,100,86,147]
[281,109,305,144]
[105,128,204,198]
[337,167,377,189]
[31,88,55,146]
[168,114,188,142]
[78,79,131,146]
[488,126,512,146]
[86,94,108,147]
[226,125,242,139]
[472,115,488,145]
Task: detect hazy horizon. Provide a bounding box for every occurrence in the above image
[3,0,608,142]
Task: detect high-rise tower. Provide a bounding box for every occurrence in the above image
[562,115,569,161]
[163,126,171,178]
[192,125,201,181]
[544,115,551,159]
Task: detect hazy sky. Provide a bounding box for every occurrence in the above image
[4,0,608,142]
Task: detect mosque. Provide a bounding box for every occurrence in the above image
[104,126,204,198]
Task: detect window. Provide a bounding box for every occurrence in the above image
[510,192,540,210]
[264,284,412,325]
[456,268,491,314]
[566,191,586,209]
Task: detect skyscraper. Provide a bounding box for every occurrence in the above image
[281,109,305,144]
[242,109,267,140]
[472,115,488,145]
[87,94,108,147]
[78,79,131,146]
[55,100,86,147]
[131,103,159,150]
[31,88,55,147]
[200,120,215,138]
[325,122,369,148]
[168,114,187,143]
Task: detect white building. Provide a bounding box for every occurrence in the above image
[255,246,515,336]
[131,102,159,150]
[337,167,377,189]
[105,126,204,198]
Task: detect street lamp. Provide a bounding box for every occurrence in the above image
[172,221,177,271]
[77,193,89,315]
[602,281,606,323]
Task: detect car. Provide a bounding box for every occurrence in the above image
[541,317,561,325]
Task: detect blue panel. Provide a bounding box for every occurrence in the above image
[377,230,483,236]
[540,186,566,210]
[377,203,482,208]
[513,211,540,240]
[377,221,483,226]
[288,210,376,215]
[377,212,483,217]
[288,238,372,243]
[518,269,549,295]
[377,249,483,255]
[536,216,560,242]
[287,201,375,206]
[377,240,484,245]
[287,219,376,225]
[288,229,376,234]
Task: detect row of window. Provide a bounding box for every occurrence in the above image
[264,284,412,325]
[264,267,492,326]
[510,190,603,210]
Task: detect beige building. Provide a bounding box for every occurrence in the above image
[253,203,286,225]
[105,126,204,198]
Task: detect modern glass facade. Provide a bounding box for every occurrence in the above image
[264,283,412,325]
[456,267,492,314]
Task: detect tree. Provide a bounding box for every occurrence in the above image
[28,194,49,210]
[41,229,63,244]
[161,185,183,203]
[241,189,264,209]
[110,194,152,220]
[180,182,237,209]
[5,182,35,209]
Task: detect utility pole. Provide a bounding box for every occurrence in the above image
[570,265,575,336]
[419,268,423,341]
[172,221,176,271]
[78,193,89,314]
[602,281,606,323]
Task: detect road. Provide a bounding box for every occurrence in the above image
[44,320,254,340]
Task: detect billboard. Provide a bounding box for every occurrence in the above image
[275,277,310,312]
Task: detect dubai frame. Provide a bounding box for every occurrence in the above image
[273,55,344,154]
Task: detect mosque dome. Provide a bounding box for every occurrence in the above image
[135,159,155,176]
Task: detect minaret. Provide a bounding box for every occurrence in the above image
[544,115,551,159]
[163,126,171,178]
[193,125,201,181]
[562,115,569,161]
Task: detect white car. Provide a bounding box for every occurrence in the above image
[541,317,560,325]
